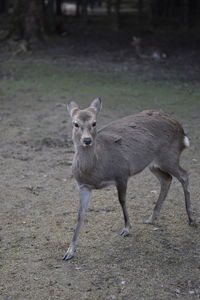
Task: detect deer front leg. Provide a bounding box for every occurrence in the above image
[63,186,91,260]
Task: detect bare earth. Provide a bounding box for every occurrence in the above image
[0,31,200,300]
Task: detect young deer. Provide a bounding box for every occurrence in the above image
[63,98,195,260]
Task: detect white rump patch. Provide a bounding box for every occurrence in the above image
[183,136,190,148]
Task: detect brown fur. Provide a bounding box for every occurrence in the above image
[63,98,196,261]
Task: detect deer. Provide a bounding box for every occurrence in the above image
[63,98,196,260]
[131,36,167,61]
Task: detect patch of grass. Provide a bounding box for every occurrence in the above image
[1,60,200,118]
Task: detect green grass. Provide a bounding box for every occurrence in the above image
[1,59,200,118]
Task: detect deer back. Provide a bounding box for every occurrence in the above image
[68,103,185,188]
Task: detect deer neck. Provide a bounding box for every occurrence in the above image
[73,144,97,175]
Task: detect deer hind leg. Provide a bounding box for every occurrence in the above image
[116,180,131,237]
[165,165,196,226]
[144,166,172,224]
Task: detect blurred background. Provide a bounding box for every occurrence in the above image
[1,2,200,300]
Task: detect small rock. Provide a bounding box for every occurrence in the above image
[189,290,195,295]
[192,159,197,162]
[151,190,158,195]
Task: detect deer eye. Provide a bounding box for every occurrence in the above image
[92,122,96,127]
[74,122,79,128]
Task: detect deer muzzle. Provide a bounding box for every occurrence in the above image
[82,137,92,146]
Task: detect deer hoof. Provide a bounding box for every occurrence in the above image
[120,229,129,237]
[63,247,75,260]
[143,214,156,225]
[143,218,154,225]
[63,252,74,261]
[63,243,76,261]
[189,218,197,227]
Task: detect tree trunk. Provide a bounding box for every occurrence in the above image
[182,0,189,27]
[25,0,44,41]
[56,0,62,15]
[106,0,112,15]
[0,0,6,14]
[188,0,198,27]
[138,0,143,17]
[81,0,88,17]
[8,0,44,43]
[44,0,56,33]
[138,0,143,30]
[115,0,121,27]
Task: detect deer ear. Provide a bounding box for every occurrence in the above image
[89,97,102,115]
[67,101,79,118]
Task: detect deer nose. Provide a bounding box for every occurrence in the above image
[83,138,92,146]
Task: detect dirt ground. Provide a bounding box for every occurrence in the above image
[0,29,200,300]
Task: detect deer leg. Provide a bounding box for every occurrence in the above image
[168,166,196,226]
[63,186,91,260]
[144,167,172,224]
[117,181,131,237]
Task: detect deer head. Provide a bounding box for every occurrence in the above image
[67,98,102,148]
